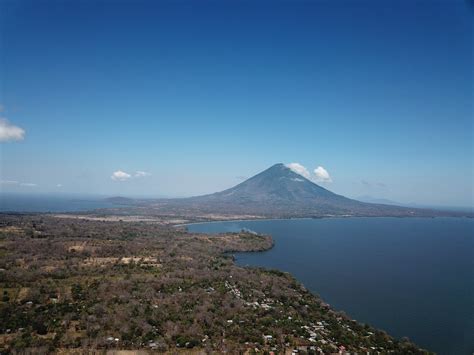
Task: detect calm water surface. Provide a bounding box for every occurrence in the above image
[0,194,117,212]
[188,217,474,355]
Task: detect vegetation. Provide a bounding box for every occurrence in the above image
[0,214,429,353]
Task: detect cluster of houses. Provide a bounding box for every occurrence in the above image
[224,281,374,354]
[211,279,387,354]
[224,280,280,311]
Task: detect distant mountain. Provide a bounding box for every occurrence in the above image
[356,195,400,205]
[185,163,362,213]
[104,196,136,205]
[152,163,464,217]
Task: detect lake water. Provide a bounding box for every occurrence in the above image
[0,194,117,213]
[188,217,474,355]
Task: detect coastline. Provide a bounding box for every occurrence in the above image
[0,213,441,353]
[186,217,473,354]
[178,214,472,229]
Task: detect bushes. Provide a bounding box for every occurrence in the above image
[2,290,9,302]
[32,316,48,335]
[174,335,200,348]
[71,284,84,301]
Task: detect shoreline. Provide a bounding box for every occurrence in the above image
[185,217,473,354]
[178,214,471,229]
[218,226,430,353]
[0,213,443,353]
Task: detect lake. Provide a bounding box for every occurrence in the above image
[0,194,118,213]
[188,217,474,355]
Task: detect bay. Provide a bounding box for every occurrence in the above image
[188,217,474,355]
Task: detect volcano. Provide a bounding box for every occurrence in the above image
[155,163,445,217]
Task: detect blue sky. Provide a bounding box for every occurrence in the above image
[0,0,472,206]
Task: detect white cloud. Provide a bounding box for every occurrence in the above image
[20,182,37,187]
[313,166,332,183]
[135,171,151,178]
[0,118,25,142]
[57,184,63,188]
[286,163,311,179]
[111,170,132,181]
[286,162,333,183]
[111,170,151,181]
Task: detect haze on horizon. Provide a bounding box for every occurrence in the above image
[0,0,472,208]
